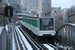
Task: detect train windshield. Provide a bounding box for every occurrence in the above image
[40,18,54,30]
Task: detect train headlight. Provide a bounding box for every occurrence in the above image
[54,28,55,30]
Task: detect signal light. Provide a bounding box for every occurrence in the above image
[4,6,13,18]
[64,29,67,33]
[51,28,54,30]
[41,28,43,30]
[51,28,53,30]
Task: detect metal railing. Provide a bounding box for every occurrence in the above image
[55,23,75,48]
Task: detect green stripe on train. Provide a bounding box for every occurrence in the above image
[22,19,39,28]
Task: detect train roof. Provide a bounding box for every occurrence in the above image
[21,16,54,19]
[15,13,54,19]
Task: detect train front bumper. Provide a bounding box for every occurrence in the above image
[38,30,56,36]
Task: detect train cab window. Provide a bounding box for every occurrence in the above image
[40,18,54,30]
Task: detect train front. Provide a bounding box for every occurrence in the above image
[39,17,56,42]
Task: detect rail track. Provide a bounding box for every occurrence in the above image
[20,25,58,50]
[19,26,48,50]
[14,26,50,50]
[14,25,74,50]
[53,40,74,50]
[21,25,75,50]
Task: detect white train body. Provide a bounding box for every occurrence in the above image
[21,17,56,37]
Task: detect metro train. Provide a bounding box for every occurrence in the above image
[21,15,56,42]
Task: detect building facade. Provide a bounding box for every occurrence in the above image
[25,0,42,13]
[61,8,68,23]
[68,5,75,23]
[1,0,51,16]
[42,0,51,16]
[2,0,22,13]
[25,0,51,16]
[1,0,20,4]
[51,7,61,17]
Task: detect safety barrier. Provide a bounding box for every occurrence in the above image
[55,23,75,48]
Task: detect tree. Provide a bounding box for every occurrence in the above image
[67,5,75,23]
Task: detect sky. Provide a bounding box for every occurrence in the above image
[52,0,75,9]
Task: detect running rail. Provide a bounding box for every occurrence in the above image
[14,27,32,50]
[14,26,48,50]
